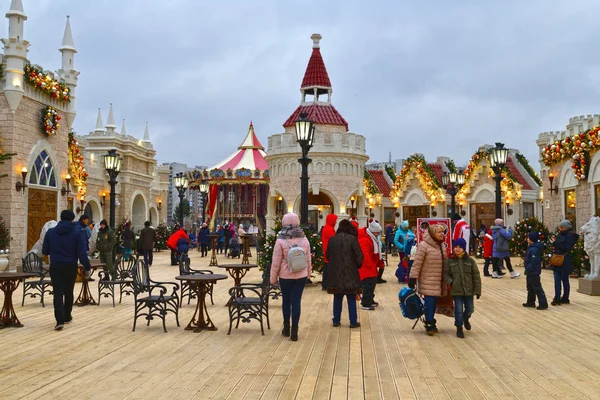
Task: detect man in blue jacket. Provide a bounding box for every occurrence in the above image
[42,210,91,331]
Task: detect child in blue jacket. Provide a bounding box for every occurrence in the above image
[522,232,548,310]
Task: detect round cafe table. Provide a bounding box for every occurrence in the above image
[0,272,37,328]
[217,264,258,306]
[74,261,105,307]
[176,274,227,332]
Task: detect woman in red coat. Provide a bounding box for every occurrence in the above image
[483,229,494,276]
[357,220,384,310]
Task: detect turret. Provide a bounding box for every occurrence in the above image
[105,103,116,133]
[143,122,150,142]
[57,15,79,128]
[94,108,105,134]
[120,119,127,136]
[1,0,30,113]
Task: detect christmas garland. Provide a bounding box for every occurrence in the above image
[445,160,457,173]
[363,170,380,196]
[41,106,61,136]
[68,131,88,198]
[25,65,70,102]
[258,218,324,274]
[515,153,542,186]
[392,154,445,202]
[385,165,396,182]
[541,127,600,180]
[458,150,521,200]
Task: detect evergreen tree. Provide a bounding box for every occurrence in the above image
[172,198,193,224]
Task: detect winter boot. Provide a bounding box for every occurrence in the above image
[456,327,465,338]
[463,318,471,331]
[551,298,562,306]
[290,325,298,341]
[561,298,570,304]
[425,320,436,336]
[431,318,439,333]
[282,322,290,337]
[377,268,387,283]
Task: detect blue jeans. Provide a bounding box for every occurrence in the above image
[453,296,474,327]
[279,278,307,326]
[553,268,571,301]
[332,294,358,325]
[142,249,152,267]
[423,296,437,322]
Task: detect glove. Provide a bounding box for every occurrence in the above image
[476,294,481,300]
[408,278,417,289]
[84,270,91,280]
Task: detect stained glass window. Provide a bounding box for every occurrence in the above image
[29,150,56,187]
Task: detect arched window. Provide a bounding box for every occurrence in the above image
[29,150,56,187]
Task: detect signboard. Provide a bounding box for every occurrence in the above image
[416,218,452,256]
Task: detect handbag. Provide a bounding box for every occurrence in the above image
[549,254,564,267]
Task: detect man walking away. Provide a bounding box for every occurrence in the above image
[96,220,117,280]
[139,221,156,267]
[42,210,91,330]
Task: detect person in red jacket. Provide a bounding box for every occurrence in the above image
[358,220,383,310]
[483,229,494,276]
[321,214,338,290]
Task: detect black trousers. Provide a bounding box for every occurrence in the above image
[526,275,548,306]
[49,264,78,325]
[361,277,377,307]
[493,256,513,273]
[200,244,208,257]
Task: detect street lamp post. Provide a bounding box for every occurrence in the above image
[174,172,189,227]
[294,113,315,226]
[199,180,209,224]
[489,142,509,219]
[103,149,122,229]
[441,169,466,218]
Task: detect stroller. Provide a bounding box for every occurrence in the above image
[227,237,241,259]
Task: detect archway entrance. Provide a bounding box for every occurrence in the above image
[26,150,58,253]
[132,194,146,231]
[84,200,102,225]
[149,207,158,226]
[308,191,334,232]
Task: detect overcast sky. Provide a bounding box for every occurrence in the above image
[18,0,600,171]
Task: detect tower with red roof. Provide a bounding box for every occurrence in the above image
[265,34,369,232]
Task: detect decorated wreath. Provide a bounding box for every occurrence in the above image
[41,106,61,136]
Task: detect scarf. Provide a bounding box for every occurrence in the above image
[366,229,382,260]
[278,224,305,239]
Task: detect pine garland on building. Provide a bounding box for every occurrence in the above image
[68,131,88,199]
[363,170,380,196]
[515,153,543,186]
[0,216,9,250]
[445,160,457,173]
[384,165,396,182]
[541,127,599,180]
[24,64,70,102]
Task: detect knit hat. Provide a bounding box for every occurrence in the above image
[368,219,382,233]
[452,213,462,221]
[494,218,504,225]
[282,212,300,227]
[559,220,573,230]
[528,231,540,242]
[453,238,467,251]
[60,209,75,221]
[401,220,409,229]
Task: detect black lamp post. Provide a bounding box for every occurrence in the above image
[174,172,189,226]
[103,149,122,229]
[489,142,509,219]
[294,113,315,226]
[199,180,209,224]
[441,169,466,218]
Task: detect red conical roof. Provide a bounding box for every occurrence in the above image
[301,47,332,88]
[283,104,348,131]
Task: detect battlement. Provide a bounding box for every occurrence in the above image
[568,114,600,124]
[266,130,367,157]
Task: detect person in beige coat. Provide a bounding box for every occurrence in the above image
[408,224,447,335]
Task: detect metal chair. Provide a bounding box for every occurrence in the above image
[132,259,180,333]
[177,251,214,307]
[227,268,271,335]
[98,255,136,307]
[21,252,52,307]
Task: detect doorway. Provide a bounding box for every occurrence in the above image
[470,203,496,231]
[402,206,429,229]
[27,188,58,252]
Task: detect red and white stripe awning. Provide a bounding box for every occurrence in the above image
[209,122,268,171]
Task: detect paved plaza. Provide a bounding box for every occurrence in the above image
[1,250,600,400]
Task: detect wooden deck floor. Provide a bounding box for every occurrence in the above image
[2,250,600,400]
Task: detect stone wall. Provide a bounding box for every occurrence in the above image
[0,94,69,270]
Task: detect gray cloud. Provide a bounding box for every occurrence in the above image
[19,0,600,171]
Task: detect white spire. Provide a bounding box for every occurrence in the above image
[59,15,76,52]
[94,108,105,133]
[143,122,150,142]
[6,0,25,18]
[121,119,127,136]
[105,103,116,132]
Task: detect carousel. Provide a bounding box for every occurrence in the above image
[187,123,269,232]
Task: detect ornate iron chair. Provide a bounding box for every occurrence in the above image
[132,259,180,332]
[98,255,136,307]
[227,267,271,335]
[21,252,52,307]
[177,252,214,307]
